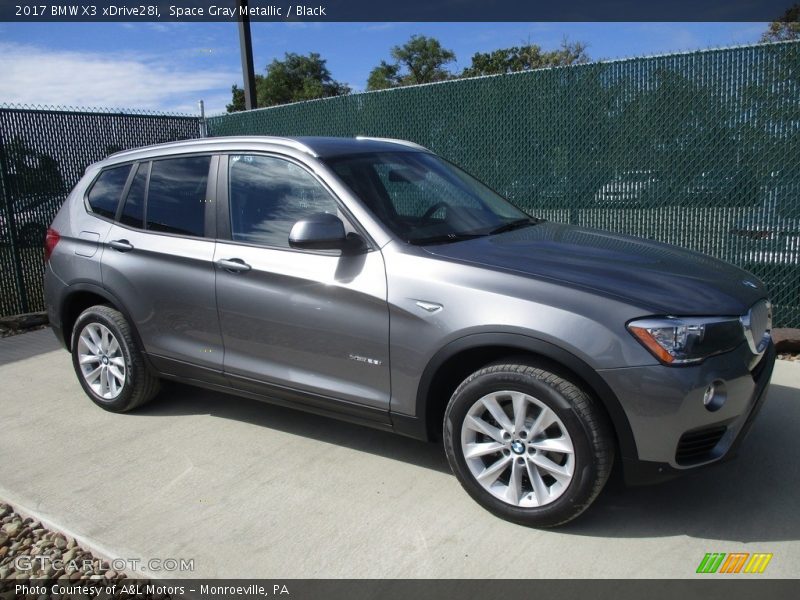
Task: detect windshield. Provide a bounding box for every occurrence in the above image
[324,151,533,244]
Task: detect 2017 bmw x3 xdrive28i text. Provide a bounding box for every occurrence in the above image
[44,136,775,527]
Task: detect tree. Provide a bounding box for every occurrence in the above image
[366,35,456,90]
[462,39,590,77]
[366,61,402,91]
[761,4,800,42]
[226,84,248,113]
[226,52,349,112]
[391,35,456,84]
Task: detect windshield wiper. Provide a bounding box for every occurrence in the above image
[409,232,487,246]
[487,217,541,236]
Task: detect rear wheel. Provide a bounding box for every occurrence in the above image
[444,361,614,527]
[71,305,160,412]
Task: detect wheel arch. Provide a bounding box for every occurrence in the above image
[408,333,638,462]
[60,283,146,355]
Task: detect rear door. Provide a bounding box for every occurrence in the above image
[214,153,391,417]
[101,155,224,377]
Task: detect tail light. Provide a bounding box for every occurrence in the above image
[44,228,60,262]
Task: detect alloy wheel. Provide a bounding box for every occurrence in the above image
[460,390,575,507]
[77,323,126,400]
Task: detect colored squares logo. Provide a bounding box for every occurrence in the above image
[697,552,773,574]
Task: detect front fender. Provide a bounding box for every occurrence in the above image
[393,331,639,463]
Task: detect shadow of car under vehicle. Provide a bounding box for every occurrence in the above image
[135,380,452,475]
[133,378,800,542]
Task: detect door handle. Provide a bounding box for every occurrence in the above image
[216,258,251,273]
[109,239,134,252]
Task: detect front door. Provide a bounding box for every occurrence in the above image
[214,153,391,414]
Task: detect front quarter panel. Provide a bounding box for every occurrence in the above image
[382,241,657,418]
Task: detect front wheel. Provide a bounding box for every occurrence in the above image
[443,361,614,527]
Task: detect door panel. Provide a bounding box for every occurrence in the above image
[100,154,223,373]
[215,243,390,409]
[102,226,223,371]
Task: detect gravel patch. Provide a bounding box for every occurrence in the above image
[0,325,48,339]
[778,353,800,362]
[0,313,48,338]
[0,502,170,598]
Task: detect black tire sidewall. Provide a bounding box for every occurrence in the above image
[444,368,603,527]
[71,308,137,412]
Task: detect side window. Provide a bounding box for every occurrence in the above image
[87,165,131,219]
[146,156,210,237]
[119,162,148,228]
[228,155,338,248]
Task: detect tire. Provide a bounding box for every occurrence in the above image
[443,361,614,527]
[71,305,160,412]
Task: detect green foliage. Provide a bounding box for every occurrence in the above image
[462,40,590,77]
[227,53,350,112]
[366,35,456,90]
[761,4,800,42]
[366,61,402,91]
[227,84,247,113]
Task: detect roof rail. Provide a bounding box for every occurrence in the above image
[355,136,430,152]
[107,136,319,160]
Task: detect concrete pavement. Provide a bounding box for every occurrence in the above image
[1,328,799,578]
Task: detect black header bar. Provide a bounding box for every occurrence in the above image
[0,0,793,22]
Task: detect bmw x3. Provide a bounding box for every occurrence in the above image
[44,136,775,526]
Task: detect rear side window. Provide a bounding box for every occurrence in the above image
[87,165,131,219]
[146,156,210,237]
[119,162,148,228]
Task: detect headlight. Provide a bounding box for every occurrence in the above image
[627,316,743,365]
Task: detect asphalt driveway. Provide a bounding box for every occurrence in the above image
[1,328,799,578]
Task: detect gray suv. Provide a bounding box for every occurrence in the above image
[44,136,775,527]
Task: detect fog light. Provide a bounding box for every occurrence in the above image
[703,381,727,412]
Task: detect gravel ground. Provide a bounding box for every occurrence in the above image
[0,325,48,339]
[0,502,169,599]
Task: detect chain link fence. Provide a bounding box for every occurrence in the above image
[0,105,200,317]
[209,41,800,327]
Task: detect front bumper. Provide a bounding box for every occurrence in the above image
[600,341,776,485]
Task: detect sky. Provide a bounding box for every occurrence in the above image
[0,21,768,115]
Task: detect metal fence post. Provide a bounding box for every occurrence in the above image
[199,100,207,138]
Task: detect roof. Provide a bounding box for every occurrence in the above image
[103,135,430,166]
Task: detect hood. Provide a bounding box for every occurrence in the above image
[423,222,765,315]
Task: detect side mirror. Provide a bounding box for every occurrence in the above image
[289,212,348,250]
